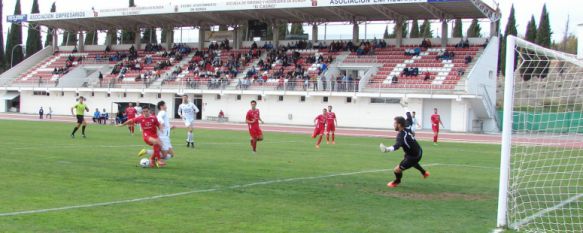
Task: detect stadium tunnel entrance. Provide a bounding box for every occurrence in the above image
[2,92,20,113]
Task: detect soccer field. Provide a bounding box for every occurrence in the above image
[0,120,502,232]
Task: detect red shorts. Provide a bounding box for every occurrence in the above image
[432,124,440,133]
[142,132,158,146]
[127,117,135,126]
[326,123,335,132]
[312,126,325,138]
[249,126,263,139]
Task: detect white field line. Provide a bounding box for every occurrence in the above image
[509,193,583,229]
[10,140,301,150]
[0,162,498,217]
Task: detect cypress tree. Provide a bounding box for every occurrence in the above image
[142,28,158,44]
[44,2,56,47]
[61,31,77,46]
[25,0,42,57]
[410,20,420,38]
[453,19,463,38]
[466,19,482,37]
[0,0,5,70]
[6,0,24,67]
[278,23,288,38]
[420,20,432,38]
[383,26,390,39]
[290,23,304,35]
[525,15,537,43]
[535,4,552,48]
[121,0,137,44]
[500,5,518,75]
[84,30,98,45]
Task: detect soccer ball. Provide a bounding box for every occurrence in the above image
[139,158,150,168]
[164,154,172,161]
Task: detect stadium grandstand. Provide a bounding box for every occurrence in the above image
[0,0,501,132]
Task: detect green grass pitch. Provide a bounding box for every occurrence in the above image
[0,120,501,232]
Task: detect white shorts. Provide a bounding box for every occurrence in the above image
[159,136,173,151]
[183,118,195,127]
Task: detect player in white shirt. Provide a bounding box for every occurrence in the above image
[178,95,200,148]
[157,101,175,160]
[135,102,143,132]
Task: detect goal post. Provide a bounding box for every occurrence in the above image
[497,35,583,231]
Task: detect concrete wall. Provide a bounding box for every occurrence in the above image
[578,23,583,60]
[15,90,479,132]
[19,90,178,118]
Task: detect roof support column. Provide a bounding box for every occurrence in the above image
[395,19,404,48]
[198,26,206,50]
[441,20,448,48]
[352,20,359,44]
[164,27,173,50]
[52,29,58,53]
[490,20,498,37]
[78,31,84,52]
[134,29,141,50]
[272,22,280,49]
[235,24,244,50]
[312,24,318,44]
[232,26,239,50]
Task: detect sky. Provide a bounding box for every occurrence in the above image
[1,0,582,44]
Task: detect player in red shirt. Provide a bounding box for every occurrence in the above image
[246,100,264,153]
[125,103,137,135]
[326,105,338,144]
[119,106,165,167]
[312,108,327,149]
[431,108,445,145]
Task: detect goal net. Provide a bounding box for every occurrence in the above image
[497,36,583,232]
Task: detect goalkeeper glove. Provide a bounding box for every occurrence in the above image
[379,143,395,153]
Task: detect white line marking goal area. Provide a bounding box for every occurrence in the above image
[0,163,496,217]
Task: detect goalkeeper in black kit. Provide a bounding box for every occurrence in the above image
[380,116,430,188]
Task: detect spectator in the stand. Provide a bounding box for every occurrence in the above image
[115,111,125,125]
[424,72,432,81]
[464,55,473,64]
[53,68,58,74]
[391,76,399,84]
[93,108,101,123]
[39,107,44,119]
[105,45,111,52]
[72,46,78,53]
[457,67,465,76]
[98,72,103,87]
[420,39,432,49]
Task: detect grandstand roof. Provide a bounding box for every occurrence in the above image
[7,0,499,31]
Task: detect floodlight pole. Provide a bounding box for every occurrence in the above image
[11,44,25,68]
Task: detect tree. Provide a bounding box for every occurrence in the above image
[61,31,77,46]
[6,0,24,68]
[161,28,173,43]
[410,20,420,38]
[0,0,6,70]
[44,2,56,47]
[525,15,537,43]
[386,21,409,39]
[500,5,518,75]
[466,19,482,37]
[419,20,432,38]
[552,34,577,54]
[535,4,552,48]
[142,28,158,44]
[383,26,390,39]
[453,19,463,38]
[290,23,304,35]
[25,0,42,57]
[121,0,137,44]
[84,30,98,45]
